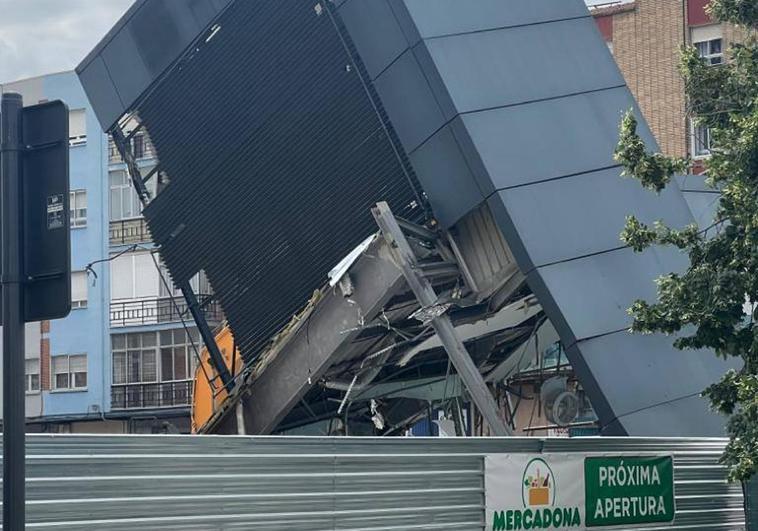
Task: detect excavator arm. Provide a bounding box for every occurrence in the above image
[191,325,243,433]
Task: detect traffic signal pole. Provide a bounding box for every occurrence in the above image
[1,92,26,530]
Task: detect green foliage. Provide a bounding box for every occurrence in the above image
[615,113,688,192]
[707,0,758,27]
[615,1,758,481]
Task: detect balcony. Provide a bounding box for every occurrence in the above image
[108,133,156,164]
[110,218,151,246]
[111,380,193,410]
[110,295,222,328]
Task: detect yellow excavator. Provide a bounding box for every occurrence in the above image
[190,325,242,433]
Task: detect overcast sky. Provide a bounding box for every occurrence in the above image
[0,0,133,83]
[0,0,616,84]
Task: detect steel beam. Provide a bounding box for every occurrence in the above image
[372,201,511,436]
[180,282,233,392]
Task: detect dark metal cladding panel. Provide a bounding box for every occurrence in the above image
[568,332,735,436]
[76,0,232,131]
[140,0,423,363]
[392,0,590,38]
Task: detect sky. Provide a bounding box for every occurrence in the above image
[0,0,618,84]
[0,0,133,83]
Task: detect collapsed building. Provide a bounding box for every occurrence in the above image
[77,0,733,437]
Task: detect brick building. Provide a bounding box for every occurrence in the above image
[591,0,751,161]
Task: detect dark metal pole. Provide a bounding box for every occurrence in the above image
[1,92,26,530]
[179,282,233,392]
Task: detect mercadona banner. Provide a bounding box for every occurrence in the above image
[485,453,675,530]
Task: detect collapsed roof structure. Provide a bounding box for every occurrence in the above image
[78,0,732,436]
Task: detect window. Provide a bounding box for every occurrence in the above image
[112,329,199,385]
[26,359,40,393]
[69,109,87,146]
[159,262,182,298]
[52,354,87,390]
[132,134,145,159]
[110,251,161,301]
[70,189,87,228]
[692,25,723,66]
[158,265,209,298]
[692,120,712,158]
[160,328,200,381]
[71,271,88,309]
[111,333,157,385]
[109,170,141,221]
[696,38,723,65]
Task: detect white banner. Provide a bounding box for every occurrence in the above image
[485,453,675,530]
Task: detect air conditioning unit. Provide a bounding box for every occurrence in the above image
[540,377,580,427]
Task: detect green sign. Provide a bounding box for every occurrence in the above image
[584,456,675,527]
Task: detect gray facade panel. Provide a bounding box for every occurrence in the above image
[495,167,694,267]
[373,47,447,151]
[409,124,486,226]
[571,331,734,436]
[462,87,658,190]
[76,57,124,130]
[531,246,690,341]
[77,0,231,130]
[100,28,152,112]
[677,175,721,229]
[682,191,720,229]
[396,0,589,38]
[338,0,410,79]
[411,41,458,121]
[424,17,624,114]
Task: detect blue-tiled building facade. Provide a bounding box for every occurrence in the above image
[1,71,210,433]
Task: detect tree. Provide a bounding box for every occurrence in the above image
[614,0,758,481]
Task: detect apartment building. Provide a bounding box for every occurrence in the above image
[1,71,216,433]
[0,71,113,431]
[591,0,750,161]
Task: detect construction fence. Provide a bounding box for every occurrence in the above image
[6,434,751,530]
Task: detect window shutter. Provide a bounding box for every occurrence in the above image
[110,254,135,300]
[52,356,68,377]
[68,109,87,140]
[69,355,87,374]
[71,271,88,304]
[134,253,160,299]
[691,24,722,44]
[25,359,39,375]
[75,189,87,211]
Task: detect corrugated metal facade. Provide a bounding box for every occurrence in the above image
[139,0,424,364]
[13,435,746,529]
